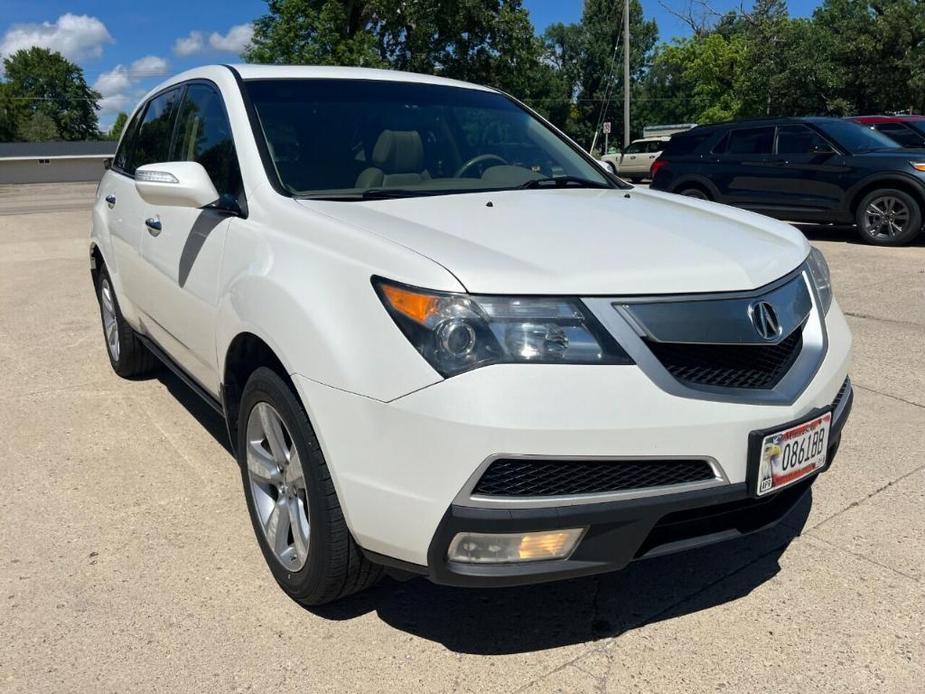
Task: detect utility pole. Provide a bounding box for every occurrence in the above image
[623,0,631,148]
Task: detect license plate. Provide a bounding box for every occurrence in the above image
[755,412,831,496]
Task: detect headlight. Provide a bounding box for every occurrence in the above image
[373,278,633,377]
[806,247,833,314]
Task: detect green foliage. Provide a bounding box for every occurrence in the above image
[0,82,24,141]
[106,112,129,141]
[17,112,60,141]
[2,47,101,140]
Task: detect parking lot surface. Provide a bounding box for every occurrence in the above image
[2,182,923,692]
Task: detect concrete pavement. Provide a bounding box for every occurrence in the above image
[1,183,923,692]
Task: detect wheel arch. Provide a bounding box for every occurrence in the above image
[847,175,925,218]
[669,175,720,200]
[221,330,295,450]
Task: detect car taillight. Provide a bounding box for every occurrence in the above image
[650,158,666,178]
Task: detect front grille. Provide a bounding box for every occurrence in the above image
[472,458,716,497]
[645,328,803,390]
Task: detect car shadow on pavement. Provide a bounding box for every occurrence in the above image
[155,368,234,455]
[308,494,811,655]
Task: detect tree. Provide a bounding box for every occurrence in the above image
[107,112,129,141]
[244,0,385,66]
[2,47,101,140]
[543,0,659,148]
[18,112,60,141]
[0,82,24,141]
[244,0,560,113]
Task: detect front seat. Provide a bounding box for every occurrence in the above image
[356,130,429,188]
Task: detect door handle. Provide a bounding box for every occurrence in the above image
[145,216,162,236]
[105,193,116,207]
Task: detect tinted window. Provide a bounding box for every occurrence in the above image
[775,125,831,154]
[647,141,665,153]
[130,88,182,173]
[726,127,774,155]
[873,123,924,148]
[661,130,713,157]
[624,141,646,154]
[814,119,898,153]
[244,79,611,197]
[113,110,143,172]
[171,83,243,201]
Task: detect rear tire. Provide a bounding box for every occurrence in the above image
[854,188,922,246]
[238,367,383,605]
[95,264,158,378]
[677,187,711,200]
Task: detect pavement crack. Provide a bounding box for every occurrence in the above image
[809,460,925,533]
[842,311,925,330]
[853,382,924,410]
[803,535,921,584]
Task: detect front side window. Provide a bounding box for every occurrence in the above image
[775,125,832,155]
[171,83,243,201]
[873,123,925,148]
[130,88,182,173]
[113,109,143,172]
[726,127,774,155]
[814,119,898,153]
[244,79,613,198]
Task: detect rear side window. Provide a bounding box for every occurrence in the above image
[170,83,243,201]
[726,127,774,155]
[130,88,182,173]
[624,141,646,154]
[661,131,712,157]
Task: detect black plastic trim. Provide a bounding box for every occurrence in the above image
[137,334,224,415]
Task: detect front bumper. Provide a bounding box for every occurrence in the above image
[293,300,852,575]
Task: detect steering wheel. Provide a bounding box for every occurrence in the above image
[454,153,508,178]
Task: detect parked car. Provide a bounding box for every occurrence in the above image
[91,66,852,605]
[849,115,925,149]
[650,116,925,245]
[600,137,669,181]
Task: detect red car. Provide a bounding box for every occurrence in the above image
[850,115,925,148]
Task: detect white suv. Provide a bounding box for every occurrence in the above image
[600,137,669,181]
[91,65,852,605]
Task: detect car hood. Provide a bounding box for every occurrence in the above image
[303,187,810,295]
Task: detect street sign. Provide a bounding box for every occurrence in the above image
[602,121,611,134]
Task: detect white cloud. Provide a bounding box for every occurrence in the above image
[94,66,131,97]
[173,31,205,56]
[0,13,113,62]
[208,23,253,53]
[129,55,168,77]
[93,56,168,120]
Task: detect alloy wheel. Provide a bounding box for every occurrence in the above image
[100,278,120,361]
[246,402,311,570]
[863,195,910,240]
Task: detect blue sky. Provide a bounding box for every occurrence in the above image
[0,1,822,130]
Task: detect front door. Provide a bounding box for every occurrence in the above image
[138,82,245,394]
[765,124,848,216]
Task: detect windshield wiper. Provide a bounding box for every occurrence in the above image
[296,189,439,201]
[518,176,611,190]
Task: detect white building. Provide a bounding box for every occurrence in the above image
[0,141,117,184]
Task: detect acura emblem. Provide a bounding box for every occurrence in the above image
[749,301,782,341]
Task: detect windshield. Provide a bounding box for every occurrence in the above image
[814,120,900,153]
[244,78,614,198]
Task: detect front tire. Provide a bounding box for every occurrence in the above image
[855,189,922,246]
[95,264,158,377]
[238,367,382,605]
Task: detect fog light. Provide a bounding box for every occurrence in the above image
[447,528,584,564]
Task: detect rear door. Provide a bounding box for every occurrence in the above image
[711,126,777,207]
[137,81,244,393]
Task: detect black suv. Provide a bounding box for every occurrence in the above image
[650,117,925,245]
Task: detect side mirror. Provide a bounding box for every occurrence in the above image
[134,162,219,208]
[811,143,835,155]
